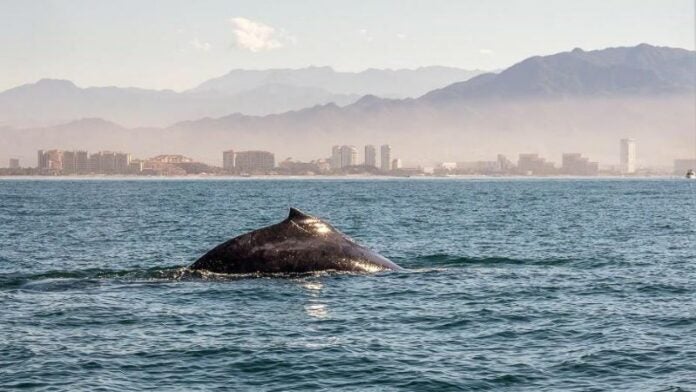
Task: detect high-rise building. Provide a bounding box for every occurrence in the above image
[37,150,63,171]
[9,158,19,169]
[37,150,45,169]
[340,145,357,168]
[380,144,391,171]
[364,145,376,167]
[62,150,89,174]
[89,151,130,174]
[128,160,144,174]
[391,158,402,170]
[63,151,77,174]
[497,154,515,172]
[115,152,131,174]
[620,138,636,174]
[223,150,236,170]
[331,146,341,170]
[75,151,89,173]
[235,150,275,173]
[517,153,556,175]
[561,153,599,176]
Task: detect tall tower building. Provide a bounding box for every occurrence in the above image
[223,150,236,170]
[364,145,376,167]
[37,150,46,169]
[331,145,341,170]
[75,151,89,173]
[63,151,77,174]
[380,144,391,171]
[620,138,636,174]
[340,145,357,167]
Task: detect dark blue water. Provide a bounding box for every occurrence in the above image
[1,178,695,391]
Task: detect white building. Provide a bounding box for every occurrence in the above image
[331,145,358,169]
[620,138,636,174]
[391,158,402,170]
[380,144,391,171]
[340,145,358,167]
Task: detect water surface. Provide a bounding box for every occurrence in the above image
[1,178,695,391]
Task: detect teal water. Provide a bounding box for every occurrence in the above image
[1,178,695,391]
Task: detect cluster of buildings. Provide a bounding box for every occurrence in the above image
[37,149,139,174]
[435,139,637,176]
[32,150,218,176]
[218,144,404,175]
[1,138,693,177]
[330,144,401,171]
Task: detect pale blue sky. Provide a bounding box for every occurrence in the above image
[1,0,694,91]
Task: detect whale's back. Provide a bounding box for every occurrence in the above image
[190,208,401,274]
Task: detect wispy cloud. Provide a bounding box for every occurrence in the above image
[358,29,374,43]
[230,17,283,52]
[479,49,494,55]
[190,38,211,52]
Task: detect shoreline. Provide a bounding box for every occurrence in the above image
[0,174,685,181]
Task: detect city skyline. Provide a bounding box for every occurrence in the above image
[5,138,691,176]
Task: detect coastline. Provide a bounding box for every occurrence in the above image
[0,174,684,181]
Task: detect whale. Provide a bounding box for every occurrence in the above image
[190,208,402,274]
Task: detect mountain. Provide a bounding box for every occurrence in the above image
[190,66,485,98]
[2,44,694,168]
[0,66,483,128]
[0,79,359,128]
[421,44,695,102]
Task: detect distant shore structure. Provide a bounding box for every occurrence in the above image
[222,150,236,170]
[330,145,358,169]
[233,150,275,173]
[364,145,376,167]
[0,137,672,177]
[620,138,636,174]
[380,145,392,171]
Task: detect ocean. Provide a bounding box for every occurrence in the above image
[1,178,695,391]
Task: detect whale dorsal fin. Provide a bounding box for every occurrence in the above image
[288,207,312,220]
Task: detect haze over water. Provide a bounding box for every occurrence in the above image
[1,178,695,390]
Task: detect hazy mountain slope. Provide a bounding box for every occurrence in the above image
[190,66,484,97]
[421,44,696,102]
[0,79,359,128]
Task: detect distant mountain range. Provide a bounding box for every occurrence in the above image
[0,66,483,128]
[190,66,484,97]
[1,44,694,167]
[421,44,694,102]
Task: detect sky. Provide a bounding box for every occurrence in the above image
[1,0,694,92]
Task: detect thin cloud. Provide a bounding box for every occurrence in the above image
[479,49,494,55]
[357,29,374,43]
[230,17,283,52]
[190,38,211,52]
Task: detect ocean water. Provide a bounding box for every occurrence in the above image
[1,178,695,391]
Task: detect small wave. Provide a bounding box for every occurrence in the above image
[410,254,575,268]
[0,266,395,291]
[0,267,189,291]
